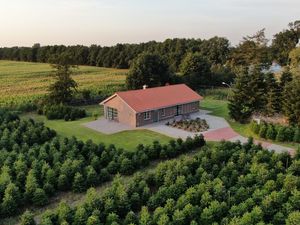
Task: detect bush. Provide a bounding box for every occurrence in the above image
[284,127,295,142]
[251,121,261,134]
[259,124,267,139]
[266,125,277,140]
[42,104,86,121]
[251,120,300,144]
[276,127,286,142]
[294,128,300,143]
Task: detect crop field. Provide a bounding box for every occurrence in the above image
[0,60,128,106]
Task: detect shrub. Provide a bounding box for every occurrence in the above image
[42,104,86,121]
[259,124,267,139]
[284,127,295,142]
[276,127,286,142]
[251,121,261,134]
[266,125,277,140]
[294,128,300,143]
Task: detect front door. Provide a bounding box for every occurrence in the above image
[176,105,182,116]
[153,110,158,122]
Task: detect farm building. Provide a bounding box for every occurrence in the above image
[100,84,203,127]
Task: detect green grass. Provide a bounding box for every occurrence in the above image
[201,97,300,149]
[21,105,172,150]
[0,60,128,106]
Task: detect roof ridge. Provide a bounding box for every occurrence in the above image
[116,83,187,94]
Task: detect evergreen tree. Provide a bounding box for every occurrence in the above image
[264,73,281,115]
[266,125,277,140]
[283,75,300,126]
[48,53,78,104]
[228,67,265,123]
[276,127,286,142]
[72,172,85,192]
[20,210,36,225]
[1,183,21,216]
[25,169,38,202]
[32,188,48,206]
[294,128,300,143]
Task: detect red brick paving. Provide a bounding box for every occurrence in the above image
[203,127,239,141]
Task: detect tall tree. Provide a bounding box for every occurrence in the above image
[264,73,281,116]
[48,53,78,104]
[228,67,265,123]
[271,20,300,65]
[229,29,271,68]
[289,47,300,73]
[283,74,300,126]
[126,53,172,90]
[179,52,211,89]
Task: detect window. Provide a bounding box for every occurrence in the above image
[107,107,118,120]
[160,108,165,116]
[144,111,151,120]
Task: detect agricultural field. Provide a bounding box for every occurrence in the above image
[0,60,128,107]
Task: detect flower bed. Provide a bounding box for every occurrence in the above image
[166,118,209,132]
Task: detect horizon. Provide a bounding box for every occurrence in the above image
[0,0,299,47]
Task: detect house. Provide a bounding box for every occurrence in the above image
[100,84,203,127]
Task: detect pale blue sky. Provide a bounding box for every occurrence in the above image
[0,0,299,47]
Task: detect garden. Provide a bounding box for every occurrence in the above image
[166,117,209,132]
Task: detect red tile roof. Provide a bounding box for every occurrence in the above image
[101,84,203,112]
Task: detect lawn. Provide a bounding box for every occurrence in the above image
[21,105,172,150]
[0,60,128,106]
[201,97,300,149]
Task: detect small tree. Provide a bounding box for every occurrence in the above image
[20,210,36,225]
[32,188,48,206]
[72,172,85,192]
[266,125,277,140]
[259,125,267,139]
[294,128,300,143]
[276,127,286,142]
[1,183,21,216]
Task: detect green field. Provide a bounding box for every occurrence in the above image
[0,60,128,106]
[21,104,172,150]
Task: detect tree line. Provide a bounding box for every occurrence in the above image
[21,139,300,225]
[0,21,299,71]
[0,110,205,218]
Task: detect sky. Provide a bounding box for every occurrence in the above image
[0,0,299,47]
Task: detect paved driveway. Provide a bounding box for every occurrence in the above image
[83,110,294,154]
[84,119,133,134]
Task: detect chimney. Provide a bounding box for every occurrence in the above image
[143,85,148,90]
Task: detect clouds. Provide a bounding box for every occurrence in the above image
[0,0,299,47]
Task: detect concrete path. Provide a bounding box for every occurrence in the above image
[83,110,295,154]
